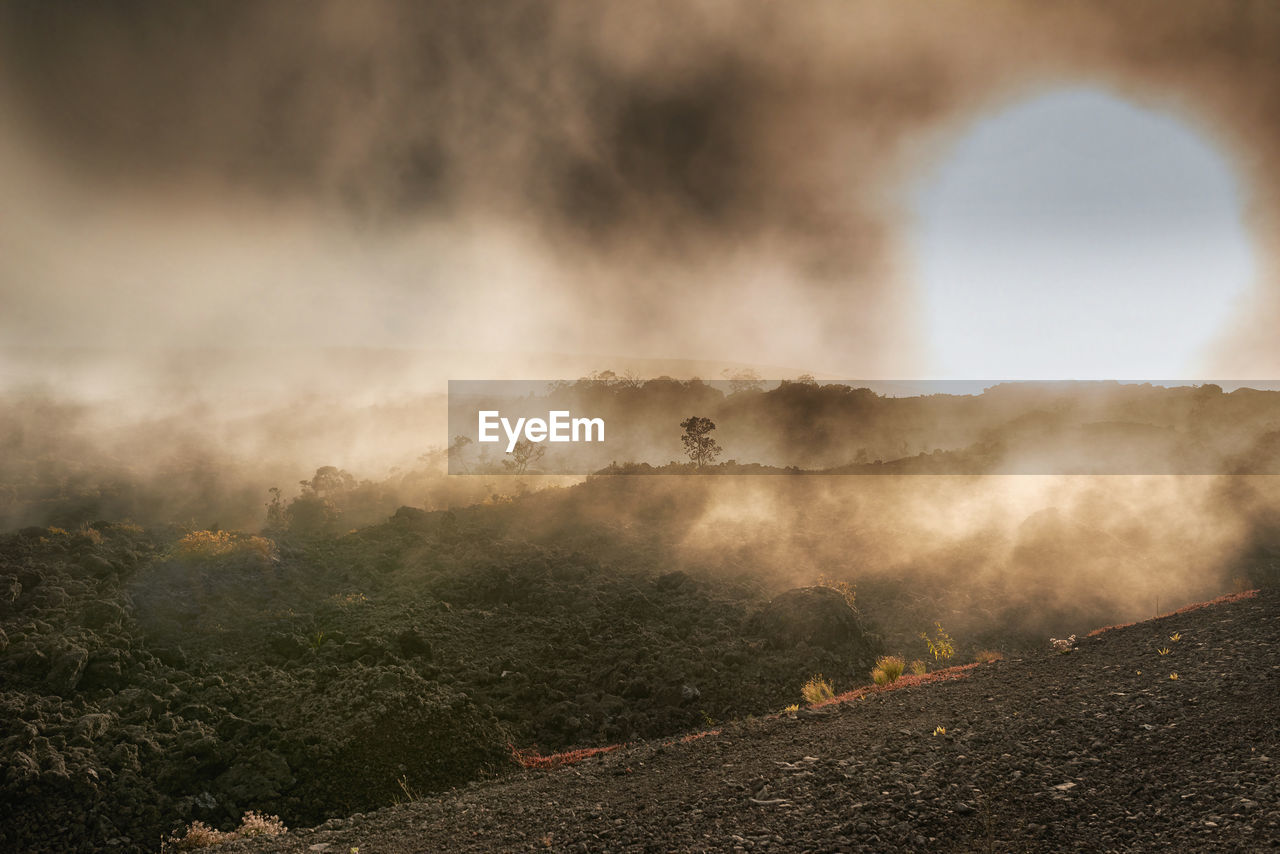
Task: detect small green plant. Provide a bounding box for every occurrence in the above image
[309,630,327,651]
[802,675,835,705]
[1169,632,1181,642]
[909,659,928,676]
[974,649,1004,663]
[920,622,955,663]
[871,655,906,685]
[781,703,799,713]
[1157,647,1171,656]
[933,726,947,736]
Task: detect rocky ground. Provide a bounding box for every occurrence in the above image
[224,588,1279,853]
[0,515,885,853]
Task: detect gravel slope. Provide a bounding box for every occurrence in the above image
[226,589,1278,853]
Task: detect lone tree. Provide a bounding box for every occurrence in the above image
[504,438,545,474]
[680,416,722,468]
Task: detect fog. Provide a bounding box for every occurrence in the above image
[3,1,1279,376]
[2,2,1279,631]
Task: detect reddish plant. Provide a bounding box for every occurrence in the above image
[803,662,982,711]
[510,743,623,769]
[1087,589,1259,637]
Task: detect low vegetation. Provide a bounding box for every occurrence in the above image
[802,675,836,705]
[162,812,286,851]
[1050,635,1077,652]
[871,655,906,685]
[173,529,277,563]
[919,622,955,663]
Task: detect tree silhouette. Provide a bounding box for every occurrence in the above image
[680,416,722,468]
[503,439,545,474]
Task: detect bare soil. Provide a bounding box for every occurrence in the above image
[224,589,1279,853]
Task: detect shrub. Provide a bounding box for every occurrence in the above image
[871,655,905,685]
[802,675,835,705]
[174,530,277,564]
[974,649,1004,663]
[163,812,286,851]
[920,622,955,663]
[164,820,227,851]
[76,524,104,545]
[909,659,928,675]
[235,811,287,839]
[816,574,857,611]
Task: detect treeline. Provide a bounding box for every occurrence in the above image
[450,377,1280,474]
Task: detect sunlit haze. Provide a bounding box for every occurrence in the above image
[912,88,1255,380]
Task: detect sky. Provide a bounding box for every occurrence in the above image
[913,88,1255,379]
[2,1,1279,383]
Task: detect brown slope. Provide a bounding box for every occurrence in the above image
[225,589,1279,853]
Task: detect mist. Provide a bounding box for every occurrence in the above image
[1,1,1278,378]
[2,0,1279,644]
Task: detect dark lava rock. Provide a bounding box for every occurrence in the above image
[1,574,20,603]
[79,554,116,577]
[748,586,871,652]
[286,665,511,818]
[46,644,89,693]
[153,646,188,669]
[268,633,305,661]
[219,588,1280,854]
[216,749,295,805]
[392,506,427,522]
[396,627,432,659]
[654,570,689,591]
[82,600,126,629]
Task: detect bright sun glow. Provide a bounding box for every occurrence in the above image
[911,87,1255,380]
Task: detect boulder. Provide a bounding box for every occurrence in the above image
[396,627,432,659]
[47,644,89,694]
[79,555,116,577]
[748,586,869,652]
[392,505,427,522]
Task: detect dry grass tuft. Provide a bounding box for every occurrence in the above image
[802,675,836,705]
[163,812,286,851]
[174,530,277,563]
[871,655,906,686]
[807,662,982,711]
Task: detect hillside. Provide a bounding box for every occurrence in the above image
[2,471,1275,852]
[223,589,1278,853]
